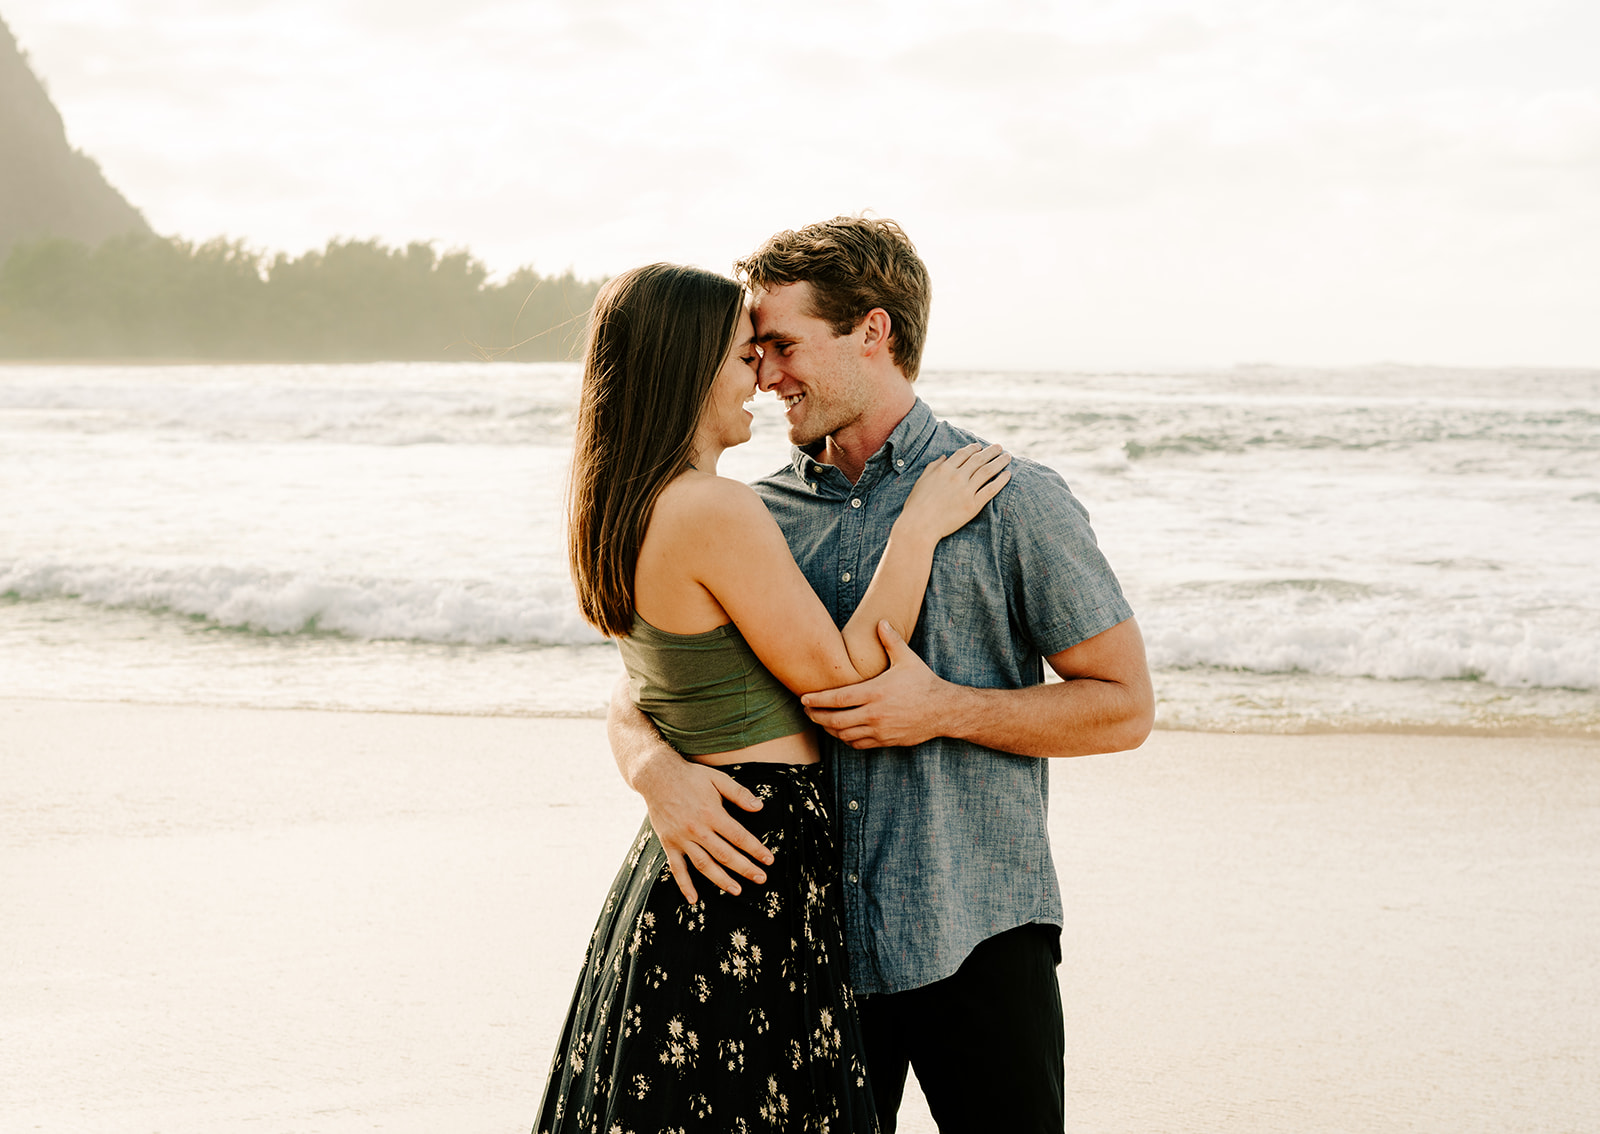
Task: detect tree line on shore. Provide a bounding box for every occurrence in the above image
[0,234,604,362]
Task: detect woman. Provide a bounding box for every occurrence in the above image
[535,263,1009,1133]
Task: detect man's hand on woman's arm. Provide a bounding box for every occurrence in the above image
[608,677,775,904]
[800,617,1154,758]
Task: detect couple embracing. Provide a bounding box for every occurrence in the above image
[536,216,1153,1133]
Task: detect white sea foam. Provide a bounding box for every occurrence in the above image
[1,560,604,647]
[7,558,1594,693]
[1144,583,1599,691]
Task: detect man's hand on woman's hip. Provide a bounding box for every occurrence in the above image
[634,755,774,905]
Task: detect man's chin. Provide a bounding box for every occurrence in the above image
[783,402,839,448]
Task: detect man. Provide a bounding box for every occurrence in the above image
[608,216,1153,1132]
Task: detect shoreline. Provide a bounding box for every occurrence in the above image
[4,692,1596,741]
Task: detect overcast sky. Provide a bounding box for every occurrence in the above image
[8,0,1598,368]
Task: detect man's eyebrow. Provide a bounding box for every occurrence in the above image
[756,328,790,343]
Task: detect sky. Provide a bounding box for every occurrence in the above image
[7,0,1598,369]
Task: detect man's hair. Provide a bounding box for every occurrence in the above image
[567,263,743,637]
[734,216,931,381]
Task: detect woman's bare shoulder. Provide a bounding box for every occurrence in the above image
[654,471,770,528]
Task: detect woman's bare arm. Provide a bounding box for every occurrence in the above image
[665,443,1010,692]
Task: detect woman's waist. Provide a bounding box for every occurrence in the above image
[688,728,820,767]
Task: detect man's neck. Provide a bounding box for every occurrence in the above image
[818,386,917,484]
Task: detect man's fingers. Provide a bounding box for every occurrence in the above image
[875,618,915,658]
[804,704,867,728]
[664,824,769,900]
[682,843,743,897]
[807,711,880,745]
[696,825,769,884]
[664,849,699,905]
[801,684,871,709]
[711,817,775,871]
[705,770,774,867]
[710,769,765,814]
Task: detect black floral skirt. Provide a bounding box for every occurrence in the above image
[534,761,879,1134]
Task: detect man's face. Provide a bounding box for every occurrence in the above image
[750,282,871,448]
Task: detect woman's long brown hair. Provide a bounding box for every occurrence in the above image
[567,263,743,637]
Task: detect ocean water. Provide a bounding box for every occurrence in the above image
[3,361,1597,734]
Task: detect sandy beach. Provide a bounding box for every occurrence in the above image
[3,698,1597,1133]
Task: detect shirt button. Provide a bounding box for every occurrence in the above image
[808,481,816,492]
[895,459,904,468]
[850,498,862,508]
[848,799,859,810]
[849,873,859,883]
[840,571,852,583]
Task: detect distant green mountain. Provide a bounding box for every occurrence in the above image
[0,16,600,362]
[1,14,150,262]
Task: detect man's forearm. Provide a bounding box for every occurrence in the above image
[607,675,682,791]
[934,675,1152,758]
[801,617,1154,756]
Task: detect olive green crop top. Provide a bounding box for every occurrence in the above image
[615,615,812,756]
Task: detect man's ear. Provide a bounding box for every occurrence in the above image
[859,308,893,357]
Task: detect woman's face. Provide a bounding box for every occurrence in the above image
[694,307,762,462]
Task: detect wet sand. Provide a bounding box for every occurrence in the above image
[3,699,1597,1132]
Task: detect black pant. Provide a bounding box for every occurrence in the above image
[859,923,1065,1134]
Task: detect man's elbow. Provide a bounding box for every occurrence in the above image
[1099,682,1155,754]
[1116,700,1156,751]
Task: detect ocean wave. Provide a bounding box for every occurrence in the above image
[0,560,606,647]
[0,365,581,447]
[1112,413,1600,463]
[1142,582,1599,692]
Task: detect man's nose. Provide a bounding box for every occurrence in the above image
[756,352,780,391]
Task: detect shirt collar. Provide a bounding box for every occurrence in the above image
[788,397,939,483]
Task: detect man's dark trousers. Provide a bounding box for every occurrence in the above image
[858,923,1066,1134]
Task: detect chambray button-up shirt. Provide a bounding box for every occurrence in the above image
[754,399,1133,996]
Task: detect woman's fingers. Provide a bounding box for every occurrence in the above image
[974,466,1012,506]
[967,442,1009,471]
[900,442,1011,538]
[943,442,1010,491]
[971,445,1011,487]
